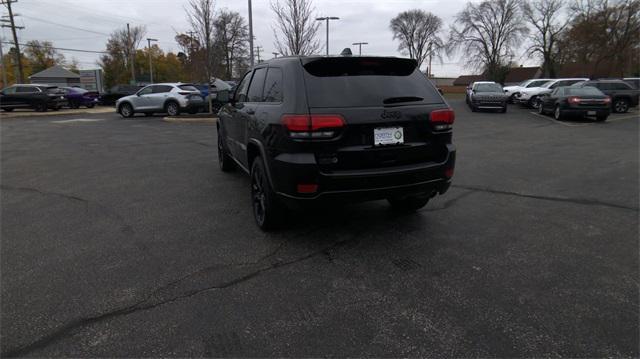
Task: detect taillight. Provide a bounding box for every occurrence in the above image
[603,96,611,104]
[178,91,193,95]
[282,114,345,139]
[429,109,455,130]
[567,96,581,105]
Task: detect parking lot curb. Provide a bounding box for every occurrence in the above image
[0,107,115,119]
[163,116,217,123]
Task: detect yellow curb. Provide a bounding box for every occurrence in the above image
[162,116,217,123]
[0,107,115,118]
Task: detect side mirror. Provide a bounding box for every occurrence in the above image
[217,89,230,103]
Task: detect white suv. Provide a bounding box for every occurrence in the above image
[503,79,552,102]
[116,83,204,117]
[515,78,589,108]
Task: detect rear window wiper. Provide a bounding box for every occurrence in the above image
[383,96,423,105]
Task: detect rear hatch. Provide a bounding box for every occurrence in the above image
[300,57,450,172]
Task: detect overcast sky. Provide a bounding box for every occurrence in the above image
[1,0,535,78]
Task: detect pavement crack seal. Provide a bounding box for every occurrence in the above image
[452,184,638,211]
[1,185,89,211]
[424,189,476,212]
[1,234,359,357]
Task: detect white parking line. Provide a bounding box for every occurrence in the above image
[51,118,104,124]
[529,112,592,127]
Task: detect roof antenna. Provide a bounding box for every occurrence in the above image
[340,48,352,56]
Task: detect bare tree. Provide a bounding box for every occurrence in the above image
[390,10,444,72]
[447,0,529,82]
[270,0,321,56]
[522,0,568,77]
[186,0,216,81]
[108,25,146,83]
[214,10,249,79]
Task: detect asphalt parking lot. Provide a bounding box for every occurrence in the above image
[1,99,638,357]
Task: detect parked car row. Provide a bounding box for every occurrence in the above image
[465,76,640,121]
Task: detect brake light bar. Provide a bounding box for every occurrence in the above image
[282,114,345,139]
[429,109,455,130]
[567,96,582,105]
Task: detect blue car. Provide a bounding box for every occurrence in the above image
[61,87,99,108]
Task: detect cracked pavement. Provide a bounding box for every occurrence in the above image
[1,100,638,357]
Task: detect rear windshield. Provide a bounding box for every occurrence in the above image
[302,57,443,108]
[178,85,199,91]
[475,83,503,92]
[565,87,603,96]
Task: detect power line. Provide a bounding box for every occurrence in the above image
[20,15,110,36]
[1,41,107,54]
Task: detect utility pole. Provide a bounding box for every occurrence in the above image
[254,46,262,63]
[248,0,254,67]
[127,23,136,84]
[0,37,7,86]
[146,38,157,83]
[427,42,432,78]
[1,0,24,83]
[352,42,368,56]
[187,30,196,58]
[316,17,339,56]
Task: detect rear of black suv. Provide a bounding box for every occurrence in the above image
[217,56,456,229]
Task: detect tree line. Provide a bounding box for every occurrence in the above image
[1,0,637,89]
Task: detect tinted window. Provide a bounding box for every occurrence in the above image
[475,83,503,92]
[138,86,153,95]
[178,85,198,92]
[263,68,283,102]
[247,68,267,102]
[565,87,603,96]
[235,72,252,103]
[72,87,88,94]
[527,80,551,88]
[2,86,17,94]
[16,86,38,93]
[153,85,173,93]
[302,57,442,108]
[611,82,631,90]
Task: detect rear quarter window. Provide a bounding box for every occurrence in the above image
[302,57,443,108]
[178,85,199,92]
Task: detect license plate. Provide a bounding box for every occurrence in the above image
[587,111,596,116]
[374,127,404,146]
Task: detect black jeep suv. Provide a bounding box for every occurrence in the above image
[217,56,456,229]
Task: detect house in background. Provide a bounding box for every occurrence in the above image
[503,66,542,85]
[29,65,80,87]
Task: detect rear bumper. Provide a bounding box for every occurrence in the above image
[270,144,456,207]
[562,107,610,117]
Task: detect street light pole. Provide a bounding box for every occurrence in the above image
[316,16,339,56]
[352,42,368,55]
[248,0,254,66]
[147,38,158,83]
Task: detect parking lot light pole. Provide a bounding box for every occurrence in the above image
[316,17,339,56]
[146,38,158,84]
[352,42,368,55]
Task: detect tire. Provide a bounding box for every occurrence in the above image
[500,106,507,113]
[508,94,515,104]
[217,127,235,172]
[250,156,285,230]
[188,108,198,115]
[35,101,48,112]
[86,103,95,108]
[554,105,564,121]
[470,104,477,112]
[388,195,430,212]
[529,96,540,109]
[596,115,608,122]
[3,108,14,112]
[144,112,153,117]
[538,103,545,115]
[70,100,80,109]
[119,102,134,118]
[165,101,180,116]
[613,98,629,113]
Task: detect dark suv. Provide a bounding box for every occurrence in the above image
[574,79,640,113]
[217,56,456,229]
[0,84,67,112]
